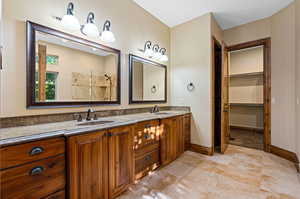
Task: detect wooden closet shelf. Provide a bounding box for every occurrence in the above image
[229,72,263,78]
[230,103,264,107]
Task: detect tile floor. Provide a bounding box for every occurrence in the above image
[230,129,264,150]
[118,145,300,199]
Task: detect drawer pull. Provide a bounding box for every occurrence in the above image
[145,155,152,161]
[30,166,44,176]
[144,134,150,139]
[29,147,44,156]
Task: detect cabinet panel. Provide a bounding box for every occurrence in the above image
[68,131,108,199]
[0,154,65,199]
[0,137,65,170]
[160,118,174,165]
[161,116,185,166]
[43,190,65,199]
[133,120,160,150]
[135,148,160,180]
[108,126,134,199]
[183,114,191,151]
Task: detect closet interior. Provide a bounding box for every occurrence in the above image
[229,46,264,150]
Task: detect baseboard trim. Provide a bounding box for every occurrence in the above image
[270,145,299,171]
[190,144,213,156]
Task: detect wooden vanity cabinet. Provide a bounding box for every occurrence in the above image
[160,116,185,166]
[108,126,134,199]
[0,138,66,199]
[68,131,108,199]
[133,120,160,180]
[67,125,134,199]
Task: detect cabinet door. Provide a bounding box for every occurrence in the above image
[68,131,108,199]
[160,118,174,165]
[108,126,134,199]
[175,116,185,157]
[183,114,191,151]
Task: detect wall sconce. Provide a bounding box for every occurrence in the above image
[100,20,116,43]
[140,41,168,62]
[81,12,99,38]
[152,44,162,60]
[60,2,80,31]
[159,48,168,62]
[144,41,154,58]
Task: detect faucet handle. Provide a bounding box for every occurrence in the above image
[74,114,83,122]
[93,113,98,120]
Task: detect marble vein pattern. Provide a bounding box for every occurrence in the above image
[118,145,300,199]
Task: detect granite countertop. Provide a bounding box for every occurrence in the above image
[0,111,190,147]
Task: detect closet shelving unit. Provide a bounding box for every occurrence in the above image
[229,46,264,132]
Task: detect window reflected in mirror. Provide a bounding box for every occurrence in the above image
[33,29,119,104]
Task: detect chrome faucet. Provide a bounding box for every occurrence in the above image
[150,105,159,113]
[86,108,94,121]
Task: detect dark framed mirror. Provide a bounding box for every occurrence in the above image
[26,21,121,108]
[129,54,167,104]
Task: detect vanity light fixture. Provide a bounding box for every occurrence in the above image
[144,41,154,58]
[81,12,100,38]
[100,20,116,43]
[152,44,162,60]
[60,2,81,31]
[159,48,168,62]
[141,41,168,62]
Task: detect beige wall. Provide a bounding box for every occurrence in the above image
[0,0,170,117]
[224,18,271,46]
[271,3,296,152]
[143,64,165,101]
[211,15,223,44]
[296,0,300,160]
[224,3,297,152]
[171,13,219,147]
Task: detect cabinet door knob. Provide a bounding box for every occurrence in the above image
[144,134,150,139]
[29,147,44,156]
[145,155,151,161]
[29,166,44,176]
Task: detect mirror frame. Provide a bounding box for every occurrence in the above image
[129,54,167,104]
[26,21,121,108]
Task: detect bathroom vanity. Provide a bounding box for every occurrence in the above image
[0,112,191,199]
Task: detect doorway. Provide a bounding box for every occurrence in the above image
[212,38,223,153]
[227,38,271,152]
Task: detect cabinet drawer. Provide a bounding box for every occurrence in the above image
[135,142,160,158]
[133,120,160,150]
[0,137,65,170]
[43,190,65,199]
[0,154,66,199]
[135,149,159,178]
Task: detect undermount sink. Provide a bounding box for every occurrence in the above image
[77,120,115,126]
[153,112,171,115]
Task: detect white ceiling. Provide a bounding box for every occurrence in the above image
[133,0,294,29]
